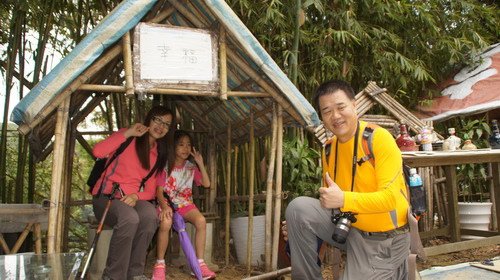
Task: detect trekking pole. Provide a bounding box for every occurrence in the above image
[79,183,120,280]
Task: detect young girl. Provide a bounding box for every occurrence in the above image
[152,130,216,280]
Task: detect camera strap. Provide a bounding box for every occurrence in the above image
[333,121,360,192]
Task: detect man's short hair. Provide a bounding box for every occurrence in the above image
[313,79,356,111]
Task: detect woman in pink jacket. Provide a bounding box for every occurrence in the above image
[91,106,174,280]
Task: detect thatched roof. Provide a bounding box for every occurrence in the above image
[10,0,320,157]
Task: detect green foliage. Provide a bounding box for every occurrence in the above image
[282,136,322,198]
[227,0,498,108]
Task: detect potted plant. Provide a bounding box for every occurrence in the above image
[230,202,266,266]
[451,117,493,233]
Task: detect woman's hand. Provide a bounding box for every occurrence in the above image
[120,193,139,207]
[124,123,149,138]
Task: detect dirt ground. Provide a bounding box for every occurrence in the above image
[144,240,499,279]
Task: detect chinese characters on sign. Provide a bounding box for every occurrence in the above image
[135,23,217,83]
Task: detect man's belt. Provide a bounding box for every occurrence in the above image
[360,224,409,239]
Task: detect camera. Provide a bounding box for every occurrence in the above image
[331,211,357,244]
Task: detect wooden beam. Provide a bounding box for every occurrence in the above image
[423,235,500,256]
[444,166,460,242]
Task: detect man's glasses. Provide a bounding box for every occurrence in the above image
[152,116,171,128]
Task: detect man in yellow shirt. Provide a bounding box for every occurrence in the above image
[285,79,410,279]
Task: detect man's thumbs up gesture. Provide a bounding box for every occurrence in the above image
[318,172,345,209]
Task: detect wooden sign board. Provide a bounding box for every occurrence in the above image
[133,23,218,91]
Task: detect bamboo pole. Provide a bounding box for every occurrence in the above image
[11,223,33,253]
[242,267,291,280]
[0,233,10,254]
[34,222,42,254]
[122,31,134,97]
[242,144,248,196]
[265,103,278,271]
[233,145,239,196]
[246,112,255,273]
[208,133,217,212]
[80,84,272,97]
[219,26,228,100]
[225,124,232,266]
[47,97,70,253]
[439,167,449,225]
[426,167,434,231]
[271,105,283,270]
[61,125,77,251]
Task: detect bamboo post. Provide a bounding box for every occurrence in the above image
[47,97,70,253]
[432,168,444,228]
[219,26,228,100]
[11,223,34,253]
[271,105,283,270]
[0,233,10,254]
[208,133,217,212]
[233,145,239,196]
[242,144,248,196]
[439,167,449,225]
[242,267,291,280]
[246,112,255,273]
[122,31,135,97]
[444,166,460,242]
[34,222,42,254]
[426,167,435,231]
[265,104,278,271]
[225,124,232,266]
[61,125,77,251]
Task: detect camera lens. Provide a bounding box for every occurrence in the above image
[332,217,352,244]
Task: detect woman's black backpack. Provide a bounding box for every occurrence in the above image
[87,138,133,192]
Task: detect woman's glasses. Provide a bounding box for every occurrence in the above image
[152,116,171,128]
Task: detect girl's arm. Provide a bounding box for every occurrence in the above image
[155,170,170,210]
[192,147,210,188]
